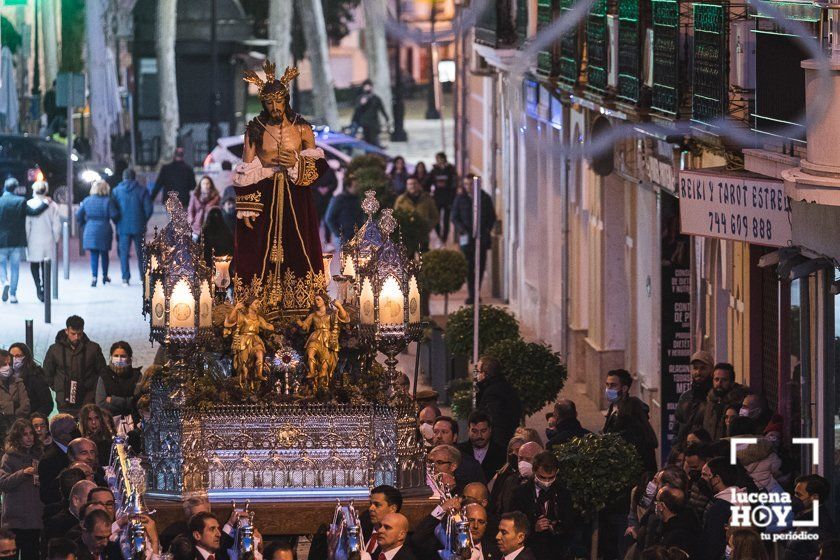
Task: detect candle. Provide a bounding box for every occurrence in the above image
[170,279,195,327]
[213,255,232,290]
[379,277,404,325]
[342,255,356,278]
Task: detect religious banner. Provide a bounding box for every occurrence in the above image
[660,194,691,461]
[678,168,792,247]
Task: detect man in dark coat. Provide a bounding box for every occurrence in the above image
[38,413,78,506]
[511,452,577,560]
[376,513,416,560]
[475,356,523,448]
[495,512,536,560]
[458,411,507,481]
[351,80,390,147]
[74,509,126,560]
[451,176,497,304]
[0,177,48,303]
[673,350,714,446]
[42,315,106,415]
[422,152,457,244]
[784,475,837,560]
[602,369,658,474]
[152,147,197,206]
[698,458,742,560]
[546,400,590,450]
[702,363,748,440]
[112,168,153,285]
[645,486,699,559]
[324,178,364,244]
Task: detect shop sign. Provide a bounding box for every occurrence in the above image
[678,169,792,247]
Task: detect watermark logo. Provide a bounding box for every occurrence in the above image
[728,437,820,541]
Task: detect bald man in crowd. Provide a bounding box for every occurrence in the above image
[376,513,416,560]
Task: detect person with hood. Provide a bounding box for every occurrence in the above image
[324,177,364,244]
[75,180,119,287]
[702,363,748,441]
[725,416,783,492]
[394,177,439,256]
[95,341,141,428]
[0,418,43,559]
[0,177,49,304]
[0,350,30,446]
[673,350,715,446]
[42,315,106,415]
[25,180,61,302]
[7,343,53,417]
[112,168,153,286]
[475,355,523,449]
[187,176,220,240]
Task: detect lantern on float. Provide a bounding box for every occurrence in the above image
[334,190,385,304]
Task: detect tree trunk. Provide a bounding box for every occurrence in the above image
[296,0,339,129]
[85,0,117,165]
[444,293,449,316]
[362,0,392,122]
[156,0,179,166]
[268,0,293,74]
[42,0,59,86]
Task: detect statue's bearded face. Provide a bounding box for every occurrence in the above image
[264,97,285,120]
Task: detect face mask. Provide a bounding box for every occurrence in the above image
[605,388,620,403]
[11,357,23,371]
[644,480,658,499]
[0,366,11,379]
[535,476,556,490]
[518,461,533,479]
[724,545,732,560]
[419,422,434,441]
[766,432,781,448]
[112,357,128,368]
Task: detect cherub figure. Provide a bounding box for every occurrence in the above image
[297,293,349,392]
[224,298,275,395]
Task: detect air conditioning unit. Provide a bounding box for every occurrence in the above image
[730,20,756,90]
[608,15,619,88]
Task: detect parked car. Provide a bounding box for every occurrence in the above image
[202,127,393,178]
[0,135,114,204]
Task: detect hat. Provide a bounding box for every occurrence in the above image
[690,350,714,366]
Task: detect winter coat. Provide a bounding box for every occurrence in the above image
[476,375,523,448]
[645,509,700,559]
[43,330,106,414]
[672,381,711,446]
[546,418,591,450]
[152,160,197,206]
[187,191,220,235]
[0,376,30,443]
[729,437,783,491]
[393,191,439,233]
[25,196,61,261]
[0,191,48,248]
[451,190,497,247]
[325,192,364,243]
[19,363,54,417]
[0,449,43,529]
[423,163,457,207]
[702,383,748,440]
[603,395,659,474]
[112,179,153,236]
[96,366,141,418]
[76,195,119,252]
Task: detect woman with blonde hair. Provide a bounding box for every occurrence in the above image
[76,180,119,286]
[25,180,61,301]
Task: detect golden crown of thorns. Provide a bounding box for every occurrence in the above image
[242,60,299,102]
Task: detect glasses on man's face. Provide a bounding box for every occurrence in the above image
[427,460,453,467]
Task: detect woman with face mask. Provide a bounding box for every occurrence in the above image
[0,351,31,447]
[95,341,141,434]
[7,343,53,417]
[0,419,44,559]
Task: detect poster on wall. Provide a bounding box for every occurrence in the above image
[660,194,692,461]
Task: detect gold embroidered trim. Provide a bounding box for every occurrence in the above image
[297,157,318,187]
[237,192,262,203]
[236,202,264,213]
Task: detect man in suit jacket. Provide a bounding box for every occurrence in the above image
[376,513,416,560]
[190,511,231,560]
[74,509,124,560]
[39,413,78,505]
[361,485,403,558]
[159,495,237,553]
[495,512,536,560]
[458,411,507,482]
[433,416,486,489]
[510,452,576,560]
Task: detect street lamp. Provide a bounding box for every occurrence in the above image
[357,210,423,398]
[391,0,408,141]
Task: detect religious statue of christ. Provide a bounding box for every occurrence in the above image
[232,61,327,301]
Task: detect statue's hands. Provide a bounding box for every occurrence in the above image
[273,149,297,168]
